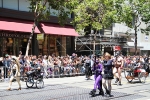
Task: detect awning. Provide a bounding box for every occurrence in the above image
[40,23,79,36]
[0,18,79,36]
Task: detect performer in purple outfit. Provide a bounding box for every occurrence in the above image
[89,60,104,97]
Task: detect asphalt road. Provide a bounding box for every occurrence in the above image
[0,73,150,100]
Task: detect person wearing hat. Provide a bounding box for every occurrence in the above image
[7,56,21,90]
[89,60,104,97]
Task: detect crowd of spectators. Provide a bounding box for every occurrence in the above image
[0,52,150,81]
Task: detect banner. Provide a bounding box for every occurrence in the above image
[114,46,121,51]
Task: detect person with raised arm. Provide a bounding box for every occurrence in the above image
[7,56,21,90]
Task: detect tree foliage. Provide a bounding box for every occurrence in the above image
[116,0,150,54]
[140,0,150,34]
[71,0,122,34]
[28,0,73,25]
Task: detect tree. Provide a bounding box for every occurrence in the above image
[116,0,150,55]
[71,0,123,54]
[141,0,150,35]
[72,0,121,33]
[25,0,72,56]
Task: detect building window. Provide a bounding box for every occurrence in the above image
[0,0,2,7]
[3,0,18,10]
[64,8,71,18]
[19,0,30,11]
[50,6,58,16]
[66,36,71,55]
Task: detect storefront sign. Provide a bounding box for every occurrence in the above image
[0,32,30,38]
[37,34,44,40]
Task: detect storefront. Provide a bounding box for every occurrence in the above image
[0,17,78,57]
[0,31,31,57]
[0,31,76,57]
[37,34,74,56]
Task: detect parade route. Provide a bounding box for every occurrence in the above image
[0,74,150,100]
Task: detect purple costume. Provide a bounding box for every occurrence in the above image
[92,63,103,90]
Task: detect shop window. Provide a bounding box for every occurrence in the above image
[0,0,2,7]
[38,34,49,55]
[64,8,71,18]
[43,35,48,55]
[49,36,56,55]
[19,0,30,11]
[3,0,18,10]
[56,37,62,56]
[66,36,71,55]
[18,38,31,56]
[38,40,43,55]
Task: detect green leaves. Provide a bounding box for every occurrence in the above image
[27,0,149,35]
[28,0,73,25]
[72,0,120,34]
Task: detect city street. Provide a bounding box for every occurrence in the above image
[0,73,150,100]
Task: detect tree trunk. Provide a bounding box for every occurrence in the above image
[93,39,95,55]
[93,31,97,55]
[25,19,37,56]
[134,25,137,55]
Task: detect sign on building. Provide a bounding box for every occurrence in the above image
[37,34,44,40]
[145,35,148,41]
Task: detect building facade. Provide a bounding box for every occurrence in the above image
[138,21,150,55]
[0,0,78,57]
[112,22,150,55]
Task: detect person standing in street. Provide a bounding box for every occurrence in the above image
[89,60,104,97]
[113,52,124,85]
[7,56,21,90]
[102,52,114,97]
[85,56,92,80]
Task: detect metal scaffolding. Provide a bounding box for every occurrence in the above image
[75,34,127,55]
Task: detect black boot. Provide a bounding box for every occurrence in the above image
[106,89,113,97]
[89,89,96,97]
[118,81,122,85]
[106,89,110,95]
[99,89,104,96]
[115,78,119,83]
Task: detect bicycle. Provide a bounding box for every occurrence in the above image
[124,64,148,83]
[26,68,44,89]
